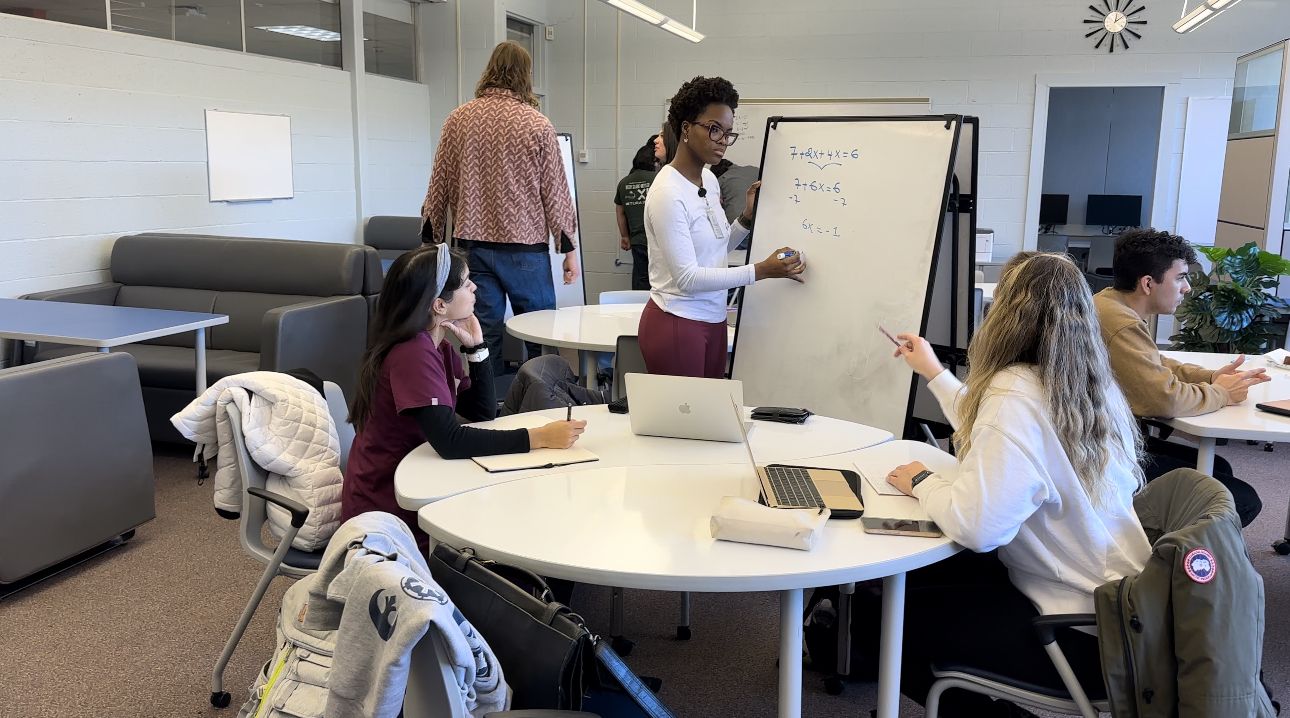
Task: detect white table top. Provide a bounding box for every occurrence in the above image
[505,303,735,353]
[395,404,893,511]
[1160,350,1290,441]
[417,442,959,593]
[0,298,228,347]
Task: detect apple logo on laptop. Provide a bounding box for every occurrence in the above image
[678,402,692,415]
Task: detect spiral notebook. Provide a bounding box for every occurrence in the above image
[470,446,599,473]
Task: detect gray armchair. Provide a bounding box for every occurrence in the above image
[22,233,383,442]
[0,352,154,589]
[363,216,423,274]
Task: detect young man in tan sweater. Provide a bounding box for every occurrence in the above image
[1093,228,1269,526]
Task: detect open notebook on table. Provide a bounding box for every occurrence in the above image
[471,446,599,473]
[466,411,599,473]
[852,440,959,497]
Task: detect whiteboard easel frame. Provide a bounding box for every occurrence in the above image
[730,114,963,439]
[554,132,587,307]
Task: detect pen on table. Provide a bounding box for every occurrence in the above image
[566,402,573,422]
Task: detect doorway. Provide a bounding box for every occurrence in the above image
[1035,86,1165,283]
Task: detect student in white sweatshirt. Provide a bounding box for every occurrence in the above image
[886,251,1152,717]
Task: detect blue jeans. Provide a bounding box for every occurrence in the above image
[466,242,556,375]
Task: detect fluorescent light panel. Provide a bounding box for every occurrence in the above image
[256,25,342,42]
[1173,0,1245,32]
[605,0,666,25]
[599,0,704,43]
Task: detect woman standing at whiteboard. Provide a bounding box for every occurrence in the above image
[639,76,805,378]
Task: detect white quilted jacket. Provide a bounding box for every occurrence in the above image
[171,372,343,551]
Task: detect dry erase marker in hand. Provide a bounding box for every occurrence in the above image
[776,250,797,260]
[566,402,573,421]
[878,324,901,347]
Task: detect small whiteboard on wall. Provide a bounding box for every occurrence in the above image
[552,133,586,307]
[205,109,294,202]
[732,116,959,437]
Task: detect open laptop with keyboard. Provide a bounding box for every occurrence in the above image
[731,400,864,519]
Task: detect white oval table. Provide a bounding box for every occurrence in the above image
[419,444,960,718]
[505,303,735,387]
[395,404,892,511]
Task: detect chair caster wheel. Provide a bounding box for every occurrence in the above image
[211,691,231,708]
[675,626,691,640]
[1274,540,1290,556]
[610,635,635,656]
[824,675,845,695]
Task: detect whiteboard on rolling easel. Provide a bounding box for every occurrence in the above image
[709,98,931,168]
[731,116,960,437]
[552,133,586,307]
[204,110,294,202]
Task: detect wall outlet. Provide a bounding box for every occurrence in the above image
[545,25,554,41]
[577,149,591,164]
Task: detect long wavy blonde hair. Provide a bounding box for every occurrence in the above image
[955,252,1143,507]
[475,41,539,108]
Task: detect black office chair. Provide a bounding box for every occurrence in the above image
[925,615,1107,718]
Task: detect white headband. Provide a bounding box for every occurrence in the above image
[433,244,452,300]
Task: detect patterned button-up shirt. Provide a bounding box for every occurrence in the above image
[421,88,577,248]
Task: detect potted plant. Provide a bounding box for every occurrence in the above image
[1170,242,1290,354]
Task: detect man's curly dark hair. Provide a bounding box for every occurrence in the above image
[667,76,739,141]
[1112,228,1197,291]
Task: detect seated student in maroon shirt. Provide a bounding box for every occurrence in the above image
[343,243,586,548]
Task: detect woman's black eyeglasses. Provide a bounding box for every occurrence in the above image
[691,120,739,146]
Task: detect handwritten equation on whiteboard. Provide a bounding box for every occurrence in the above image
[785,145,859,239]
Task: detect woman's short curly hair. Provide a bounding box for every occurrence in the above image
[666,76,739,140]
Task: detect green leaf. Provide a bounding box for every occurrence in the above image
[1258,251,1290,276]
[1196,245,1231,263]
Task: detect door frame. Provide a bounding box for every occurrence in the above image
[1024,73,1183,249]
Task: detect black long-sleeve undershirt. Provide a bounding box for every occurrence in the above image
[405,356,530,460]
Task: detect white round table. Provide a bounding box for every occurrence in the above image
[1160,351,1290,552]
[419,445,960,718]
[505,303,735,387]
[395,404,892,511]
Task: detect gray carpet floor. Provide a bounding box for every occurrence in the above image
[1,438,1287,718]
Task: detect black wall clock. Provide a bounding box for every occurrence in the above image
[1085,0,1147,52]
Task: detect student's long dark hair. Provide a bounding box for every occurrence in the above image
[632,141,658,172]
[350,244,468,432]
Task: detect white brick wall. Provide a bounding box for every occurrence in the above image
[536,0,1290,296]
[0,11,436,299]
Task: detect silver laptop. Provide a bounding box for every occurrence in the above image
[732,401,864,519]
[624,373,746,442]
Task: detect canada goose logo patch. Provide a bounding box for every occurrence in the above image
[1184,547,1216,584]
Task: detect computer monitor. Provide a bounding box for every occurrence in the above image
[1085,194,1142,227]
[1039,194,1069,226]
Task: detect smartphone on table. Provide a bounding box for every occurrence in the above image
[861,517,943,538]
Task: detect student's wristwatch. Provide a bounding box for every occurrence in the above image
[460,342,489,363]
[910,469,934,490]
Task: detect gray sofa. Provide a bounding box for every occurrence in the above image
[22,233,382,442]
[0,352,154,587]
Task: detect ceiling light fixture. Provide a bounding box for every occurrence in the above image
[1173,0,1245,33]
[255,25,342,42]
[599,0,704,43]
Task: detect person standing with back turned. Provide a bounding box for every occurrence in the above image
[639,76,805,378]
[421,41,578,376]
